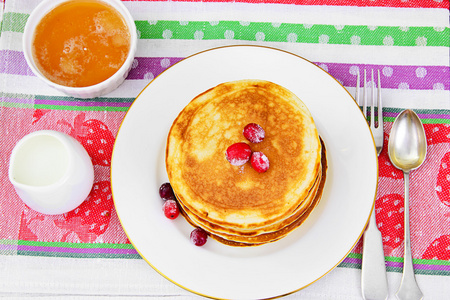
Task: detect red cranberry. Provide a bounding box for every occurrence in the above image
[162,200,179,219]
[159,182,175,200]
[250,152,269,173]
[225,142,252,166]
[243,123,265,143]
[190,228,208,246]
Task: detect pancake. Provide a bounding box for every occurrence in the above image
[177,162,322,237]
[201,142,326,247]
[180,141,327,246]
[166,79,326,246]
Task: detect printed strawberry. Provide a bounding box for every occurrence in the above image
[32,109,50,124]
[424,123,450,145]
[378,132,402,179]
[18,210,40,241]
[436,152,450,206]
[57,181,113,237]
[58,112,115,166]
[375,193,404,250]
[422,235,450,260]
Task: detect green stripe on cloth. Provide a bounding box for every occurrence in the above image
[383,117,450,124]
[347,252,362,259]
[33,104,130,112]
[374,107,450,124]
[2,13,448,47]
[1,12,28,32]
[12,240,141,259]
[135,20,449,47]
[34,95,135,103]
[0,239,18,245]
[415,258,450,267]
[17,250,141,259]
[0,92,134,112]
[0,101,34,109]
[17,240,136,249]
[338,253,450,275]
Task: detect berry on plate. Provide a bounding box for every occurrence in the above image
[159,182,175,201]
[250,151,269,173]
[243,123,265,143]
[162,200,179,219]
[225,142,252,166]
[190,227,208,246]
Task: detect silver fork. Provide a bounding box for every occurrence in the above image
[357,69,389,300]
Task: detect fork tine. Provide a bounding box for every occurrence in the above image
[371,69,375,127]
[377,69,383,129]
[363,69,367,119]
[356,68,360,105]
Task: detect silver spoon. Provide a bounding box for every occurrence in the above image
[388,109,426,300]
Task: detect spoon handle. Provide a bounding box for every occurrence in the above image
[396,172,423,300]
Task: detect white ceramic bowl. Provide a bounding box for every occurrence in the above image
[23,0,137,99]
[9,130,94,215]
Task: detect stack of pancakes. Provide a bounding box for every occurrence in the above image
[166,80,327,246]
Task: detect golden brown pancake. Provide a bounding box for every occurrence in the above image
[180,142,327,246]
[166,79,326,246]
[177,164,321,237]
[178,174,318,236]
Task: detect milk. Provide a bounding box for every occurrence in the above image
[11,135,69,187]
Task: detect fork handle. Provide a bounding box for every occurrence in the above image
[361,209,389,300]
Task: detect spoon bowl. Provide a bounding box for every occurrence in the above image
[388,109,427,172]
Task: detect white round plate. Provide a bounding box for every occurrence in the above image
[111,45,377,299]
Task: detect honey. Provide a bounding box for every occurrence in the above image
[32,0,131,88]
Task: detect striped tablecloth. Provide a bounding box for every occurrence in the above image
[0,0,449,298]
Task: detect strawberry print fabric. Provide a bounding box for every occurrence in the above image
[0,0,449,297]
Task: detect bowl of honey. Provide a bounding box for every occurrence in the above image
[23,0,137,99]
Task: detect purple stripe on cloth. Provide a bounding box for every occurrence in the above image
[2,50,448,90]
[313,62,450,91]
[34,99,130,107]
[385,260,450,272]
[128,58,450,91]
[342,256,450,272]
[0,244,18,251]
[17,245,138,254]
[341,257,360,265]
[3,97,35,105]
[0,50,34,76]
[126,57,184,80]
[413,263,450,272]
[384,111,450,120]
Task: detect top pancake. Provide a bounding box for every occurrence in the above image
[166,79,321,230]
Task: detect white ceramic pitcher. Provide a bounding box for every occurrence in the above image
[9,130,94,214]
